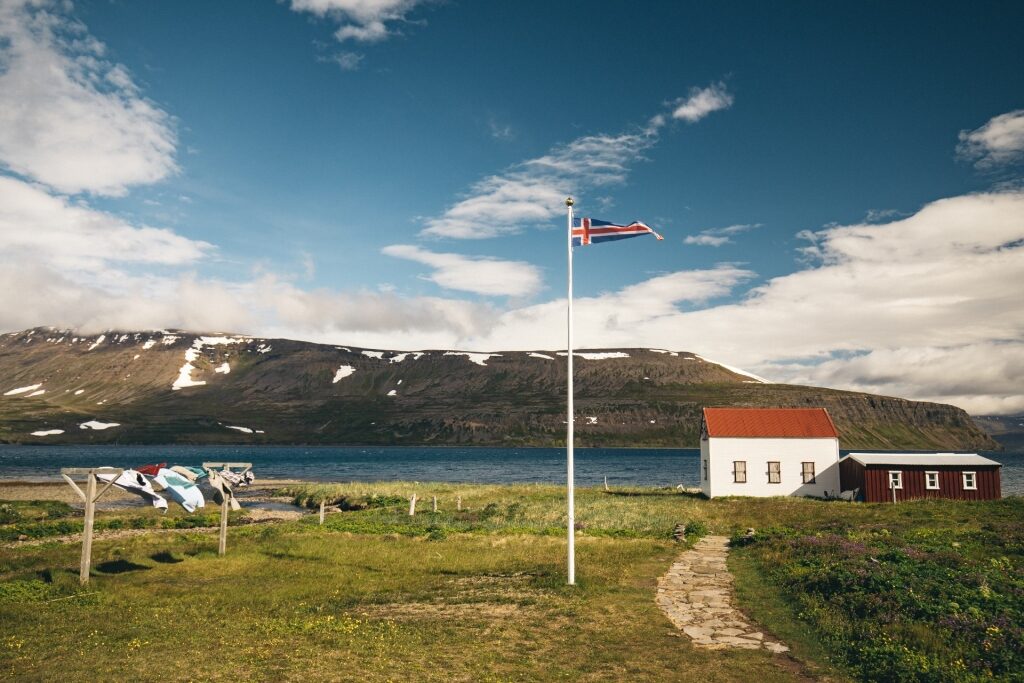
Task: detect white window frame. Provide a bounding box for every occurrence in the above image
[888,470,903,490]
[925,471,940,490]
[767,461,781,484]
[962,471,977,490]
[801,461,816,484]
[733,461,747,484]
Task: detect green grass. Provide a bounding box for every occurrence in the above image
[1,484,1021,681]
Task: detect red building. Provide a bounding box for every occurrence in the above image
[840,453,1001,502]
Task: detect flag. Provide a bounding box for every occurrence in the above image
[571,217,664,246]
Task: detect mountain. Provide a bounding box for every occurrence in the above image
[972,414,1024,451]
[0,328,997,450]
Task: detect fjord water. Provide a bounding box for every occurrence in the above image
[0,445,1022,494]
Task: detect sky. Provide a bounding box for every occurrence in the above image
[0,0,1023,415]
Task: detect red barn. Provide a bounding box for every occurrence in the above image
[840,453,1001,502]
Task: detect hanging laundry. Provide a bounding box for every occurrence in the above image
[169,465,208,482]
[218,469,255,487]
[153,468,205,512]
[135,463,166,477]
[97,469,168,511]
[204,470,241,511]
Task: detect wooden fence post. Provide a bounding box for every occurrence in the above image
[604,476,609,491]
[319,499,325,525]
[60,467,122,586]
[202,462,252,557]
[432,496,438,513]
[80,473,97,584]
[457,496,462,511]
[409,493,417,516]
[218,497,229,556]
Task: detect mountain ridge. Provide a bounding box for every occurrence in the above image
[0,327,997,450]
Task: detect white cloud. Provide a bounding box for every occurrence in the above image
[291,0,422,47]
[672,82,734,123]
[957,110,1024,168]
[684,223,761,247]
[0,183,198,272]
[421,117,665,239]
[0,0,177,196]
[382,245,543,297]
[0,176,212,275]
[322,51,364,70]
[765,343,1024,416]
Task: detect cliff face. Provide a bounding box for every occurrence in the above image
[0,328,996,450]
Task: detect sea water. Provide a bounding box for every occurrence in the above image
[0,445,1021,495]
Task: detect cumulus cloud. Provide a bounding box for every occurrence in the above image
[684,223,761,247]
[672,82,734,123]
[382,245,543,297]
[0,0,178,196]
[421,117,666,239]
[291,0,424,66]
[0,177,212,275]
[765,343,1024,416]
[957,110,1024,168]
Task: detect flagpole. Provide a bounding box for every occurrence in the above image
[565,196,575,586]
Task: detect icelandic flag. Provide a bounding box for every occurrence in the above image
[572,217,664,247]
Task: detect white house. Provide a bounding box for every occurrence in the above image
[699,407,841,498]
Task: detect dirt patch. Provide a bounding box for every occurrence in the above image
[356,601,524,621]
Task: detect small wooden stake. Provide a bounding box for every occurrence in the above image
[319,500,325,525]
[80,474,97,585]
[457,495,462,511]
[432,496,438,512]
[604,476,609,491]
[409,493,417,516]
[218,498,229,556]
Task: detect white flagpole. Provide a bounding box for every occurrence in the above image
[565,196,575,586]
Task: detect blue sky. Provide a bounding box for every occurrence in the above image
[1,0,1023,414]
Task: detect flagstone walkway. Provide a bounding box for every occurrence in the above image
[656,535,789,653]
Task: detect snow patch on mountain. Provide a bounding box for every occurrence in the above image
[4,383,42,396]
[362,350,385,359]
[333,365,356,383]
[80,420,120,430]
[86,335,105,351]
[693,354,770,383]
[528,352,554,360]
[31,429,64,436]
[556,352,630,360]
[444,352,500,366]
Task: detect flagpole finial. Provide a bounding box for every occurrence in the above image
[565,197,574,207]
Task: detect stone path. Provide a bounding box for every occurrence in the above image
[656,535,789,653]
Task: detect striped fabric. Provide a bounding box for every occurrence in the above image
[571,217,664,246]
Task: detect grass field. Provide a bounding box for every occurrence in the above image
[1,483,1021,681]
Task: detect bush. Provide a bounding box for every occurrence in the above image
[740,515,1024,682]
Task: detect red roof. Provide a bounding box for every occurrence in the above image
[703,407,838,438]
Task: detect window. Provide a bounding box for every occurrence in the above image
[702,459,708,482]
[888,471,903,489]
[963,471,977,490]
[733,461,747,483]
[767,461,781,484]
[925,471,940,490]
[801,462,816,484]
